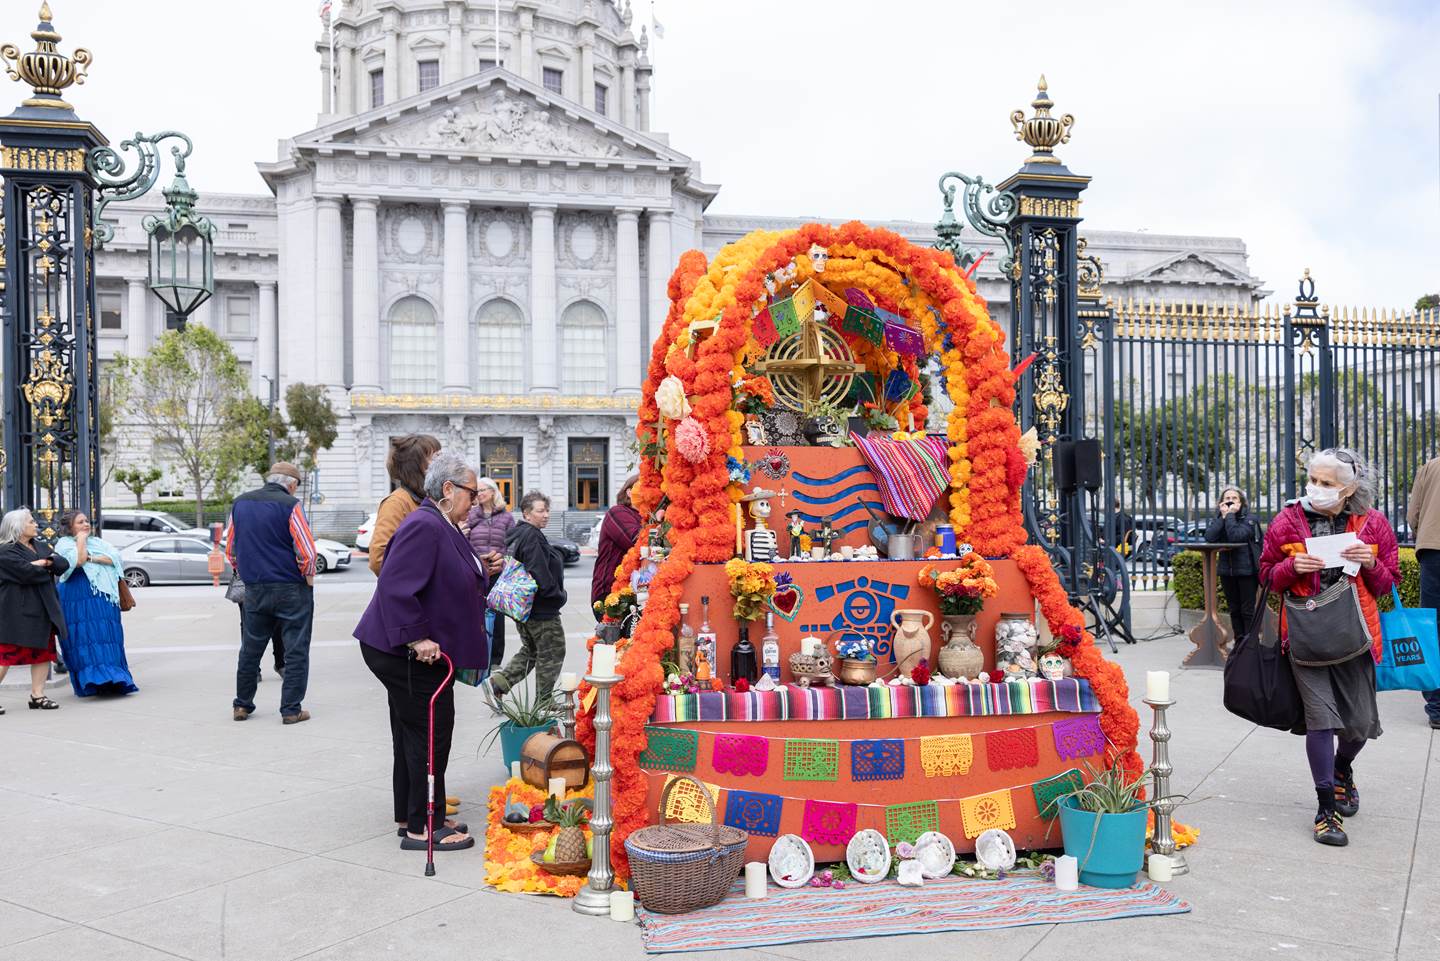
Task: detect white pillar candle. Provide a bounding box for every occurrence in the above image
[609,890,636,921]
[591,644,617,678]
[1147,854,1173,883]
[840,545,854,560]
[1146,670,1171,702]
[1054,855,1079,891]
[510,760,522,781]
[548,777,566,801]
[744,861,768,899]
[559,672,580,692]
[810,546,825,560]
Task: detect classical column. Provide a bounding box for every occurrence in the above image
[518,3,536,78]
[383,10,400,104]
[125,278,149,360]
[579,34,596,110]
[645,209,672,360]
[257,281,278,396]
[636,67,652,131]
[338,40,356,115]
[615,207,643,395]
[350,197,381,392]
[529,204,558,394]
[319,43,333,114]
[442,200,471,394]
[621,62,636,127]
[446,1,465,83]
[315,196,345,386]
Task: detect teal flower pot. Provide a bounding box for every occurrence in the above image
[1056,795,1149,889]
[498,721,555,772]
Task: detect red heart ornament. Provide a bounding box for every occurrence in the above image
[767,584,804,621]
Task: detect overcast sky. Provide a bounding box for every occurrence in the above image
[7,0,1436,308]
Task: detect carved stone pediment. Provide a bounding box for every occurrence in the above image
[1130,252,1255,287]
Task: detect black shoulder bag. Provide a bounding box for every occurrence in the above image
[1223,585,1305,731]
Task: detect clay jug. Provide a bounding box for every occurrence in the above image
[938,614,984,680]
[890,608,935,675]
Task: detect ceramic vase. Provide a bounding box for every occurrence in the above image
[938,613,984,680]
[889,608,935,676]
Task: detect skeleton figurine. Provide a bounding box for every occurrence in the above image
[817,516,838,555]
[785,509,806,560]
[741,489,780,563]
[808,243,829,273]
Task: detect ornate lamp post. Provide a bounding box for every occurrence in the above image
[1,3,211,526]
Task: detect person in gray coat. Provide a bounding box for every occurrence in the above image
[465,477,513,671]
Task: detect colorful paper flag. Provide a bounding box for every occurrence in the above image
[662,775,721,824]
[844,287,876,311]
[724,789,783,837]
[801,799,858,846]
[883,369,915,403]
[1032,769,1084,820]
[880,310,925,355]
[1052,715,1106,761]
[960,789,1018,838]
[712,733,769,777]
[769,298,801,338]
[842,305,884,345]
[784,738,839,781]
[919,734,974,777]
[811,280,849,321]
[885,800,940,846]
[987,727,1040,772]
[753,306,778,347]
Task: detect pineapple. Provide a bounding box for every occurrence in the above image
[545,796,590,863]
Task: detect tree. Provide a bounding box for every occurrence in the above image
[1114,378,1234,513]
[97,357,132,488]
[279,383,338,474]
[1416,294,1439,312]
[221,395,289,481]
[129,326,248,527]
[114,467,162,507]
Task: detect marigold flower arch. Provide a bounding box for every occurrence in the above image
[579,223,1140,879]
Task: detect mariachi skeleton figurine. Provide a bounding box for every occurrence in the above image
[785,509,806,560]
[817,516,838,555]
[741,489,780,563]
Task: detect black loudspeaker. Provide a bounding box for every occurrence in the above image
[1054,441,1078,494]
[1074,439,1103,493]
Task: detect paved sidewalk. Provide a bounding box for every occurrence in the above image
[1,575,1436,960]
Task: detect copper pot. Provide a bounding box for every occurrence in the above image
[837,658,877,686]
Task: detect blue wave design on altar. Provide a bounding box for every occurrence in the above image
[791,482,879,505]
[791,465,872,487]
[795,501,883,523]
[794,518,872,536]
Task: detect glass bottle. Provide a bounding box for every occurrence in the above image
[697,595,717,674]
[731,624,759,686]
[676,602,697,676]
[761,611,781,682]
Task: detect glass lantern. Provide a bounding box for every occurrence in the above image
[143,169,215,326]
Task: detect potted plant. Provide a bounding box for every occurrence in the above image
[1054,759,1154,889]
[834,635,878,685]
[481,682,562,772]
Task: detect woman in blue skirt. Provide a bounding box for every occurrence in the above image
[54,510,138,697]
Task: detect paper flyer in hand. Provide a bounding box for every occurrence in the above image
[1304,532,1362,577]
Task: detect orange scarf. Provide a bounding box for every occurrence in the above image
[1279,514,1383,662]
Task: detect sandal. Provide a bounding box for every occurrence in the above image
[400,826,473,851]
[28,695,59,710]
[397,820,467,837]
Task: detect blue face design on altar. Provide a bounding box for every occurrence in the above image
[802,576,911,663]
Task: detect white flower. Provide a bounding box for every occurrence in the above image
[656,375,692,420]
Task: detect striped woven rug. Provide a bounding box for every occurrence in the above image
[635,875,1189,953]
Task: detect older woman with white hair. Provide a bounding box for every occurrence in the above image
[1260,447,1399,848]
[0,508,71,711]
[355,450,504,851]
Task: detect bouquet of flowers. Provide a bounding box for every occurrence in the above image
[835,635,876,662]
[917,554,999,616]
[592,586,638,622]
[724,558,776,621]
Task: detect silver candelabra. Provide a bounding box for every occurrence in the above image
[573,669,623,916]
[1144,697,1189,876]
[559,686,578,740]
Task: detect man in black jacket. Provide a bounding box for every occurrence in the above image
[487,490,567,705]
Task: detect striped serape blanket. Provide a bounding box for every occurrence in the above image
[649,677,1098,724]
[636,875,1190,953]
[850,432,951,521]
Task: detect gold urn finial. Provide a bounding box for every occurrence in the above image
[1010,74,1074,165]
[2,2,93,111]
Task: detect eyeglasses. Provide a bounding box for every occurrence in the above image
[452,483,480,498]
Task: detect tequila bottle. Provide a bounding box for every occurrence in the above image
[761,612,781,682]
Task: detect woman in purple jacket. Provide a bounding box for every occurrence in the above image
[466,477,514,669]
[355,451,502,852]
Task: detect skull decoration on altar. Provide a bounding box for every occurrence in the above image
[742,489,780,563]
[809,243,829,273]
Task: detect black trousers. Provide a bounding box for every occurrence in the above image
[1220,573,1261,643]
[361,642,455,835]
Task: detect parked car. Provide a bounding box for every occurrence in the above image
[102,509,212,549]
[121,535,233,587]
[1129,514,1196,567]
[314,538,353,574]
[547,532,582,566]
[355,512,377,551]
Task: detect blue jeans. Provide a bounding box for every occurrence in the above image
[1419,550,1440,721]
[235,581,314,717]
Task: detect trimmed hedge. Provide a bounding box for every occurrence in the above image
[1172,547,1420,613]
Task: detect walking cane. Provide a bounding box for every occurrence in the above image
[425,650,455,877]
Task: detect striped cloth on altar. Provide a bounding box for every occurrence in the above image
[850,433,952,521]
[649,677,1098,724]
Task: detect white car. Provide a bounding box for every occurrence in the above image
[355,512,376,551]
[102,509,214,549]
[314,538,353,574]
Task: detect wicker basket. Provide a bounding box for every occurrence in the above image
[529,852,591,877]
[624,774,748,914]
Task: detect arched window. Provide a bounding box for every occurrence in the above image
[560,300,607,394]
[474,299,526,394]
[385,296,439,393]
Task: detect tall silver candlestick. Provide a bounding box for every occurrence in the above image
[559,686,578,740]
[1144,697,1189,876]
[573,670,623,916]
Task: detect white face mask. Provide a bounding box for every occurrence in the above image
[1306,483,1343,510]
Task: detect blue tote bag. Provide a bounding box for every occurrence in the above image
[1377,588,1440,692]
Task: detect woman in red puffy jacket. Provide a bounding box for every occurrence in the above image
[1259,447,1398,848]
